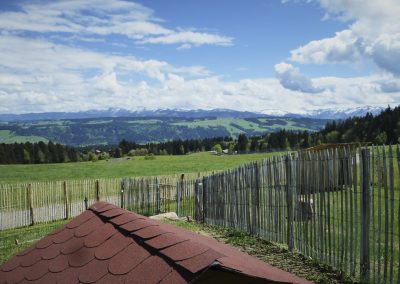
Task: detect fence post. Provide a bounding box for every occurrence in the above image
[195,179,199,221]
[63,181,69,219]
[120,180,125,209]
[176,181,181,217]
[156,177,161,214]
[202,176,207,223]
[286,155,294,251]
[252,162,260,236]
[195,178,204,222]
[95,180,100,201]
[27,183,35,226]
[360,148,370,283]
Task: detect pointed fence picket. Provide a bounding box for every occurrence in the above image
[194,145,399,283]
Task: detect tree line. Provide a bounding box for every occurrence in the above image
[0,141,81,164]
[105,105,400,156]
[1,105,399,164]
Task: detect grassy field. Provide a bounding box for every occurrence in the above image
[0,152,280,184]
[172,117,317,137]
[0,220,69,264]
[0,130,48,144]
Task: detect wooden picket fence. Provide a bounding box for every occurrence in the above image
[1,145,399,283]
[193,145,399,283]
[121,176,195,218]
[0,176,197,230]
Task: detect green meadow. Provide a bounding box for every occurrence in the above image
[0,152,280,184]
[0,130,48,144]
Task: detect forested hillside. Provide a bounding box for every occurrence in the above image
[1,106,398,164]
[319,106,400,144]
[0,116,327,146]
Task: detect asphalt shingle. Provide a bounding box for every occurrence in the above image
[0,201,313,284]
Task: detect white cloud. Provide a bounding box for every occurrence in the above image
[290,30,362,64]
[0,0,233,48]
[138,31,233,47]
[2,37,395,115]
[275,62,326,93]
[0,34,217,113]
[287,0,400,75]
[0,35,210,81]
[370,33,400,76]
[0,62,398,114]
[0,0,398,115]
[177,43,192,50]
[378,78,400,93]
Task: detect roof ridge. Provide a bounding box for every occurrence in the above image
[89,202,224,278]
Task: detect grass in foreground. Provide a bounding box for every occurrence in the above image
[162,219,359,284]
[0,151,280,184]
[0,220,69,264]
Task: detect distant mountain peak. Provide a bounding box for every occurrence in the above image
[288,105,384,119]
[0,105,388,122]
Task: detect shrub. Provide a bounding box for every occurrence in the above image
[144,153,156,160]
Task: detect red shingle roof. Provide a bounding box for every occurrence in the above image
[0,201,312,284]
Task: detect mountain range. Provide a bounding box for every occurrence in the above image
[0,106,385,122]
[0,106,387,146]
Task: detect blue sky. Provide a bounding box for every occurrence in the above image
[0,0,399,114]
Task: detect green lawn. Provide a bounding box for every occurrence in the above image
[0,152,281,184]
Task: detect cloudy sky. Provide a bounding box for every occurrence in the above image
[0,0,399,114]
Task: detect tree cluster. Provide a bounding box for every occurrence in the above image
[0,141,80,164]
[117,136,234,156]
[318,106,400,145]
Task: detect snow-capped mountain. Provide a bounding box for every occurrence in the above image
[282,106,385,119]
[0,106,388,122]
[0,108,263,122]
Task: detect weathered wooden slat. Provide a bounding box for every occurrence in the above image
[352,147,358,276]
[396,145,400,284]
[27,184,34,226]
[286,155,294,251]
[383,146,389,283]
[377,146,383,283]
[360,148,371,283]
[63,181,69,220]
[371,146,376,284]
[343,148,349,273]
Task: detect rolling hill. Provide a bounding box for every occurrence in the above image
[0,116,329,146]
